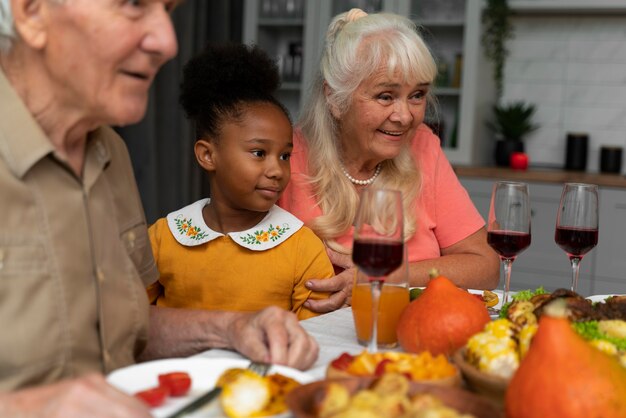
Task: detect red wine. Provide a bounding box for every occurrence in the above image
[352,240,403,278]
[555,226,598,257]
[487,230,531,259]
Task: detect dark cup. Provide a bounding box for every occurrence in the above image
[600,146,622,174]
[565,133,588,171]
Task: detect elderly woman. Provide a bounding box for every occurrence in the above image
[280,9,500,312]
[0,0,317,416]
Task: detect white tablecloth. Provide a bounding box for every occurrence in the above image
[193,307,366,380]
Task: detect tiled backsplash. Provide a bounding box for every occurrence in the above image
[502,13,626,173]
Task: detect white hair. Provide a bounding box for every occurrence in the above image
[0,0,15,53]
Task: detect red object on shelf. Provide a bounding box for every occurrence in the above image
[510,152,529,170]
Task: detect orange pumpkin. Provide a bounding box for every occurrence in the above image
[505,300,626,418]
[396,271,490,356]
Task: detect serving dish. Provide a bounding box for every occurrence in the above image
[107,357,313,418]
[286,376,503,418]
[452,348,509,406]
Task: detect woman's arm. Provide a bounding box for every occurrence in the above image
[304,228,500,313]
[406,227,500,289]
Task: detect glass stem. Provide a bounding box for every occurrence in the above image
[570,257,581,292]
[502,258,513,306]
[368,280,382,353]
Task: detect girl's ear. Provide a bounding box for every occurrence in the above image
[194,139,217,171]
[323,81,341,119]
[11,0,49,50]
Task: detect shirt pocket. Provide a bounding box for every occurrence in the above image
[0,241,63,386]
[120,221,157,283]
[0,241,47,277]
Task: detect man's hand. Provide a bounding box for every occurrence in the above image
[227,306,319,370]
[304,267,355,313]
[0,374,151,418]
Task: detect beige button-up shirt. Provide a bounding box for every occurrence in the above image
[0,70,158,390]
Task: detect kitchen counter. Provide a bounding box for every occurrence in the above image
[454,166,626,189]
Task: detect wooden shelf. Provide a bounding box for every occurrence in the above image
[510,1,626,15]
[454,165,626,189]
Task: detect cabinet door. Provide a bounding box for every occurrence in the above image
[460,179,594,294]
[591,188,626,295]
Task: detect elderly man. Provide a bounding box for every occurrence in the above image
[0,0,317,416]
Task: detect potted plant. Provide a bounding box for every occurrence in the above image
[487,101,539,167]
[482,0,513,100]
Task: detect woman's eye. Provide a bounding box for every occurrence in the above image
[377,93,393,102]
[126,0,142,6]
[410,90,427,102]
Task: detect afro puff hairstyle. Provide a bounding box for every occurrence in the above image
[179,42,291,140]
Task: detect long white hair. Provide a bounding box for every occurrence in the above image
[0,0,14,53]
[298,10,437,253]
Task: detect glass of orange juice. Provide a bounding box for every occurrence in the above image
[351,249,409,348]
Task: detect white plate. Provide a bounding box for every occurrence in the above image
[107,357,314,418]
[587,294,621,303]
[411,288,508,319]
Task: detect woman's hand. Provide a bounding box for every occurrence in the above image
[304,267,355,314]
[228,307,319,370]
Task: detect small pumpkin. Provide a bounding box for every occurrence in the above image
[505,299,626,418]
[396,270,490,356]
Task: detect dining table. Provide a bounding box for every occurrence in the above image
[193,307,368,381]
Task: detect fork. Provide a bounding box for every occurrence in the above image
[165,361,272,418]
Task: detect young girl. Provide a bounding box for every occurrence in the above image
[147,43,333,319]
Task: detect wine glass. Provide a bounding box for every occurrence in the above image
[555,183,599,292]
[352,188,404,353]
[487,181,532,309]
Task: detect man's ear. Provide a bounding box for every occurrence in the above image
[194,139,217,172]
[323,81,341,119]
[11,0,48,50]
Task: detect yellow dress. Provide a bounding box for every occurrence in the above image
[147,199,333,319]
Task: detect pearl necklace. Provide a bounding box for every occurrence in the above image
[340,163,382,186]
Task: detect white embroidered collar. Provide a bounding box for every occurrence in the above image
[166,198,304,251]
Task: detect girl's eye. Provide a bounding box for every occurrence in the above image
[280,152,291,161]
[251,150,265,158]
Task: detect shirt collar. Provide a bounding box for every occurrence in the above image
[0,68,54,178]
[166,198,304,251]
[0,68,111,180]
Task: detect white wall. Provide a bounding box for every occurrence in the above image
[501,12,626,173]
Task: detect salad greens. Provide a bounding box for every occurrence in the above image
[498,286,547,319]
[573,321,626,351]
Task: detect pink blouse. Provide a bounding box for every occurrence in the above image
[279,124,485,262]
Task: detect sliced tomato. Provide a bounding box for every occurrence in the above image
[158,372,192,397]
[374,359,392,376]
[330,352,355,371]
[135,386,169,407]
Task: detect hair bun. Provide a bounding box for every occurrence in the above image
[345,8,368,22]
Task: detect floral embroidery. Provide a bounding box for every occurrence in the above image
[174,216,208,241]
[240,224,290,245]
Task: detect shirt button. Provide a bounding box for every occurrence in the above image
[96,268,105,283]
[103,349,111,365]
[126,231,136,250]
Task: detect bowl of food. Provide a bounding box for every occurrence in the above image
[452,347,509,406]
[286,373,503,418]
[326,350,461,387]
